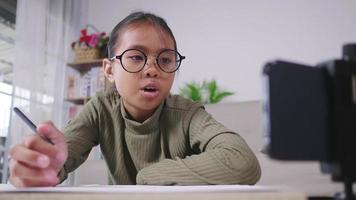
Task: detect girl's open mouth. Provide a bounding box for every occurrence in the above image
[140,84,160,99]
[142,86,158,92]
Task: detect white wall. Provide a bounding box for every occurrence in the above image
[87,0,356,102]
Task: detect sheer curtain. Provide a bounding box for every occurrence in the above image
[3,0,88,182]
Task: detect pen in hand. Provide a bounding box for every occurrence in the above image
[13,107,54,145]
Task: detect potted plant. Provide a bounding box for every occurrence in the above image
[71,25,109,62]
[179,79,234,104]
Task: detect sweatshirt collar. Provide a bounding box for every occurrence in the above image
[120,99,164,134]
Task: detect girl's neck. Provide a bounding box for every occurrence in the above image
[122,101,156,123]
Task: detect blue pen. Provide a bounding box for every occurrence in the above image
[13,107,54,145]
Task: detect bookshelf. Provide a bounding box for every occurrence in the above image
[67,59,103,72]
[65,59,106,119]
[62,59,107,184]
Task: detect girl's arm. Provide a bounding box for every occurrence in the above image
[57,99,100,183]
[136,108,261,185]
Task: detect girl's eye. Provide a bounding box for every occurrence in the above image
[159,57,172,65]
[128,55,144,61]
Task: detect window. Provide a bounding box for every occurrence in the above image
[0,0,16,137]
[0,0,16,183]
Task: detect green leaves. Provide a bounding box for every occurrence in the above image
[180,79,234,104]
[179,82,203,102]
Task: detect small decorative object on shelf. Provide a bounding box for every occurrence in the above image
[71,24,109,62]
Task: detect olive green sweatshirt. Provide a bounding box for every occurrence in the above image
[58,90,261,185]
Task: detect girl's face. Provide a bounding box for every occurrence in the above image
[103,22,175,122]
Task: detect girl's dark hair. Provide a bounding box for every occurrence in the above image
[107,11,177,58]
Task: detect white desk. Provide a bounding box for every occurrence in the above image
[0,184,307,200]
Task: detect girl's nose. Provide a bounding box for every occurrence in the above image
[143,57,159,77]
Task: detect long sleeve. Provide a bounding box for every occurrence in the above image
[58,99,101,182]
[136,107,261,185]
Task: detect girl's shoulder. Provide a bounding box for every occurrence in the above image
[90,88,121,109]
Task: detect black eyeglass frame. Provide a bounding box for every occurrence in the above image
[109,48,186,73]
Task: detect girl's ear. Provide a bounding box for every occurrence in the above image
[103,58,115,83]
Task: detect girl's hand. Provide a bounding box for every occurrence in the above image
[9,121,68,187]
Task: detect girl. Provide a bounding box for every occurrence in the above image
[9,11,261,186]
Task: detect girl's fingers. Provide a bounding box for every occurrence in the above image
[9,121,68,187]
[10,144,50,168]
[23,134,60,159]
[37,121,66,149]
[9,160,59,186]
[37,121,68,163]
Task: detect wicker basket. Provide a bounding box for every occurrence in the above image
[74,47,102,62]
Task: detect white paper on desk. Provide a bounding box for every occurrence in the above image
[0,184,285,193]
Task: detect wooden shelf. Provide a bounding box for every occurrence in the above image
[65,97,90,105]
[67,59,103,72]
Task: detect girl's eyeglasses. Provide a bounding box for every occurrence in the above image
[109,49,185,73]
